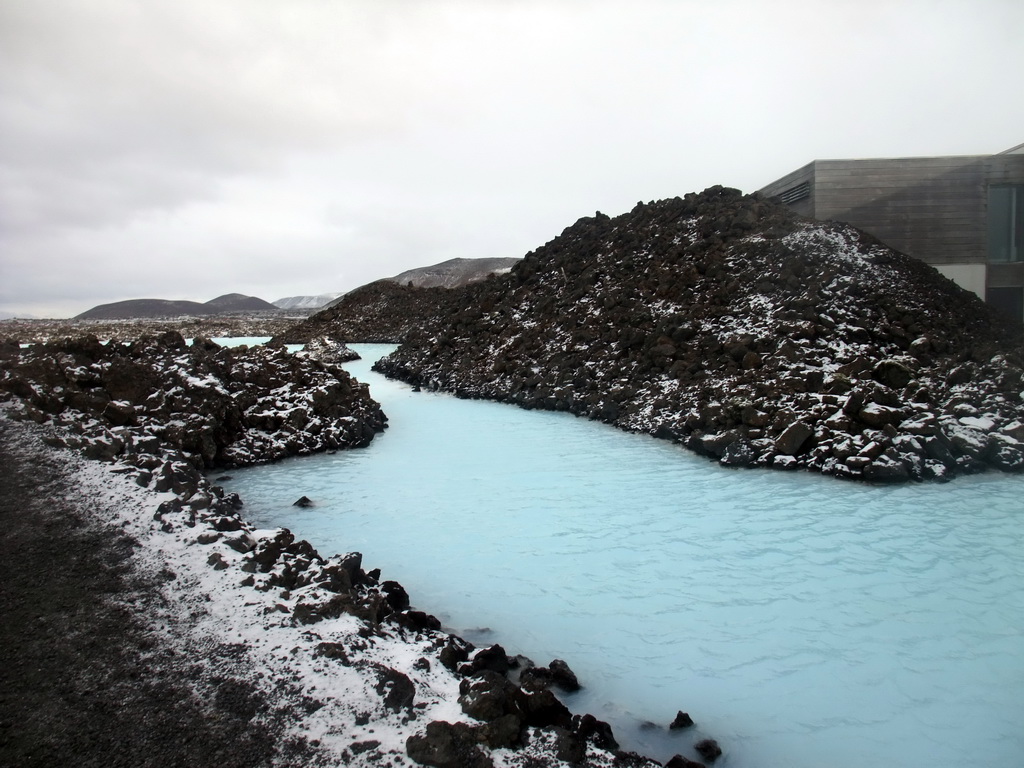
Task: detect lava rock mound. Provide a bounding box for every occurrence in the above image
[375,186,1024,482]
[273,281,461,345]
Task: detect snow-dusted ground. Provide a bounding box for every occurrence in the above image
[84,466,459,765]
[2,409,661,768]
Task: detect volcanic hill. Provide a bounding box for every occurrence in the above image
[75,293,277,320]
[388,256,521,289]
[374,186,1024,482]
[274,258,522,345]
[273,281,461,344]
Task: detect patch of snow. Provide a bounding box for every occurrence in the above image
[958,415,995,431]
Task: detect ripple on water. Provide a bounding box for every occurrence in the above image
[223,344,1024,768]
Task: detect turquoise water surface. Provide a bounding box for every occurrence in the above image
[221,343,1024,768]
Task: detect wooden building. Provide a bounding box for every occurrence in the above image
[759,143,1024,322]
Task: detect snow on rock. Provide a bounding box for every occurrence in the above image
[298,337,361,365]
[373,186,1024,483]
[0,331,386,468]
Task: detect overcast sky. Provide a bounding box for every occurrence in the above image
[2,0,1022,318]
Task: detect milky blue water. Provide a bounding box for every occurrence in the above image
[220,343,1024,768]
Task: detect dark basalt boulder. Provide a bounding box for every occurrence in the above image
[548,659,581,692]
[313,642,351,664]
[774,421,813,456]
[393,609,442,632]
[0,338,21,360]
[301,336,360,364]
[665,755,706,768]
[669,711,695,729]
[458,671,524,722]
[519,688,572,728]
[438,636,474,672]
[720,438,759,467]
[373,664,416,713]
[380,580,411,612]
[406,720,494,768]
[350,739,381,755]
[519,659,581,692]
[553,726,588,763]
[872,358,914,389]
[463,644,513,676]
[476,713,522,749]
[573,713,619,751]
[694,739,722,762]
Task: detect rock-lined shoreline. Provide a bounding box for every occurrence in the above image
[374,188,1024,483]
[0,331,386,468]
[0,335,718,767]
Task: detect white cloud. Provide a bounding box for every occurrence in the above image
[1,0,1022,317]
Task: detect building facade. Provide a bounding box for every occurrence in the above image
[759,143,1024,322]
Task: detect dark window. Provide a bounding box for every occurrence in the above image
[778,181,810,205]
[988,184,1024,262]
[986,286,1023,324]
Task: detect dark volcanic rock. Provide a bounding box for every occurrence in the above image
[300,336,360,364]
[407,720,494,768]
[273,281,460,345]
[372,187,1024,482]
[694,738,722,762]
[438,636,474,672]
[2,315,302,345]
[519,658,582,693]
[273,259,520,346]
[775,421,813,456]
[373,664,416,713]
[573,713,619,751]
[0,333,387,468]
[464,644,513,675]
[670,710,695,729]
[458,671,524,722]
[665,755,706,768]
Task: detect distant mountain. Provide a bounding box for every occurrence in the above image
[205,293,277,312]
[76,299,213,320]
[272,293,344,310]
[386,257,521,290]
[75,294,277,320]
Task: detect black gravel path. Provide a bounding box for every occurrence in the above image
[0,418,312,768]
